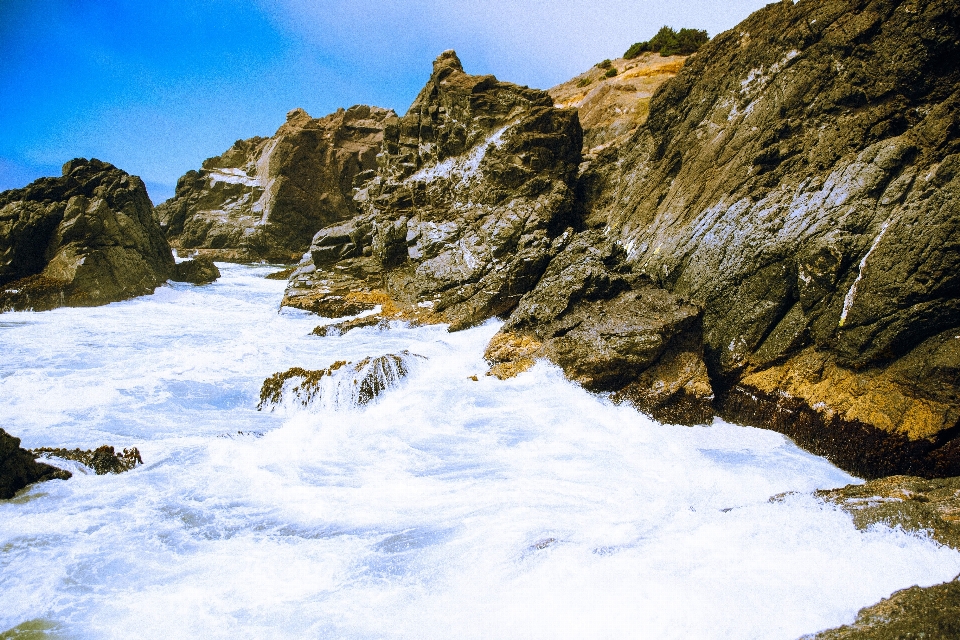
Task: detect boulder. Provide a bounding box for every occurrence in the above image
[258,351,425,410]
[0,158,175,312]
[172,257,220,284]
[0,428,70,499]
[156,105,396,262]
[575,0,960,474]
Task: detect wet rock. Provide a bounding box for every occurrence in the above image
[172,257,220,284]
[156,105,395,262]
[31,445,143,476]
[0,158,175,312]
[816,475,960,550]
[258,351,425,410]
[577,0,960,470]
[805,577,960,640]
[0,428,71,499]
[491,230,714,424]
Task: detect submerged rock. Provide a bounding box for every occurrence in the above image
[0,429,71,499]
[816,475,960,550]
[172,257,220,284]
[805,577,960,640]
[0,159,175,312]
[156,105,395,262]
[258,351,425,410]
[32,445,143,476]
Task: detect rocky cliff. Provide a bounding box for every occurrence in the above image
[283,50,583,329]
[0,159,176,312]
[549,53,686,155]
[157,105,395,262]
[571,0,960,478]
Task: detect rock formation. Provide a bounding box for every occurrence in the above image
[156,105,395,262]
[571,0,960,476]
[549,53,686,155]
[283,50,583,330]
[32,445,143,475]
[258,351,425,410]
[0,428,70,499]
[485,230,714,424]
[172,256,220,284]
[0,159,176,312]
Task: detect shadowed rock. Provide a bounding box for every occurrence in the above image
[488,230,714,424]
[0,159,175,312]
[0,429,71,499]
[172,257,220,284]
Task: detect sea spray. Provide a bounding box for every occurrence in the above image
[1,264,958,639]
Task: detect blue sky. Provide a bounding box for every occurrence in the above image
[1,0,770,203]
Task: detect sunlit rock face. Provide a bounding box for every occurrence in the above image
[0,158,175,312]
[576,0,960,477]
[355,50,583,330]
[156,105,395,262]
[283,50,583,330]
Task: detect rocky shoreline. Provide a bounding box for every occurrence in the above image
[2,0,959,635]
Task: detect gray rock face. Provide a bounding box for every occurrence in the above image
[157,105,395,262]
[0,159,175,312]
[575,0,960,475]
[351,50,583,329]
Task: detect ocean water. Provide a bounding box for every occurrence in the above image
[1,263,958,639]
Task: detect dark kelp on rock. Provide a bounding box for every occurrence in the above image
[258,352,425,410]
[32,445,143,476]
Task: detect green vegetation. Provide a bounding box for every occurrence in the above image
[595,59,613,69]
[604,68,618,78]
[624,26,709,58]
[576,77,593,88]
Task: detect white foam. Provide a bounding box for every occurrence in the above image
[1,265,958,639]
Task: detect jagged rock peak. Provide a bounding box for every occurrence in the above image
[432,49,463,78]
[286,107,311,122]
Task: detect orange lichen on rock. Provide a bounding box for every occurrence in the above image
[740,348,957,441]
[483,331,543,380]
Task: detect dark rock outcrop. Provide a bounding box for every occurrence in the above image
[0,159,175,312]
[172,257,220,284]
[283,51,583,330]
[0,429,71,499]
[486,230,714,424]
[571,0,960,475]
[157,105,395,262]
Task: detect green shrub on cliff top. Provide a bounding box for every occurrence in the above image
[625,26,708,58]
